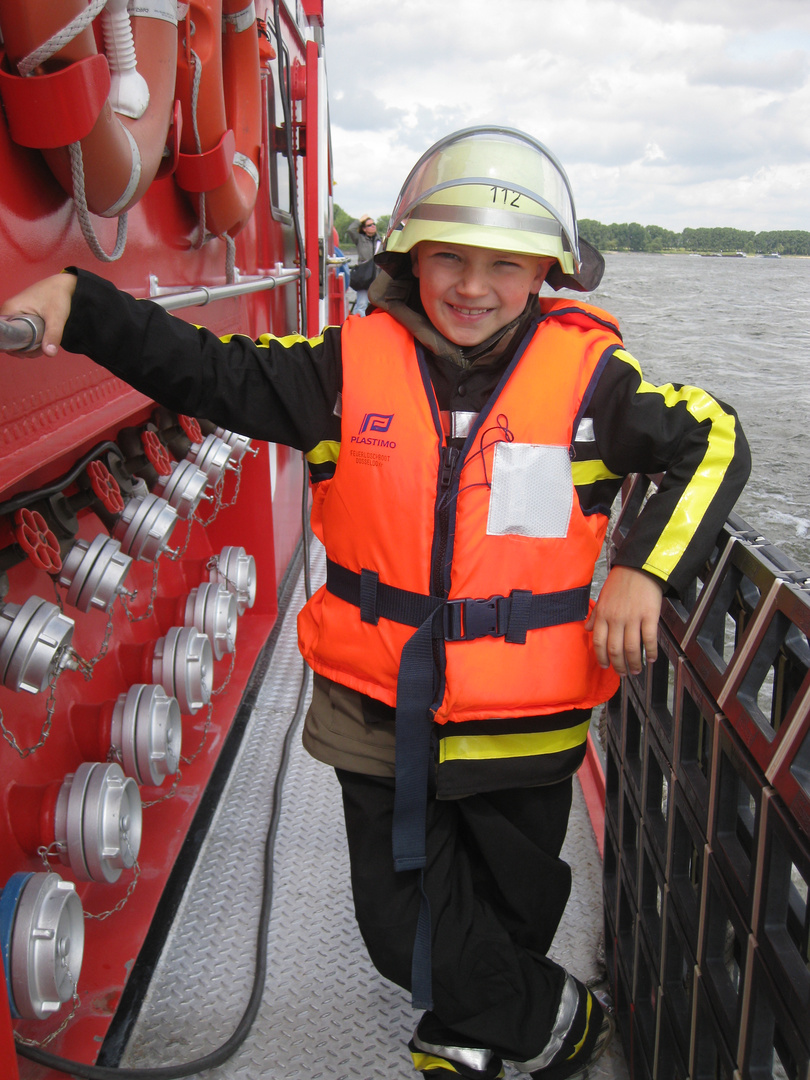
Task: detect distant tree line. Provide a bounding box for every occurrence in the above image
[578,219,810,256]
[334,204,809,256]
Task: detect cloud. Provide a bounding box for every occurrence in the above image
[688,49,809,91]
[330,86,407,132]
[325,0,810,230]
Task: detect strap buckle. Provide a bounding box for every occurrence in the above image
[443,595,506,641]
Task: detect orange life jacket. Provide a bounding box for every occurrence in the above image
[298,298,623,724]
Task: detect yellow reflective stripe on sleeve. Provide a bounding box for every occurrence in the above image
[613,348,738,580]
[438,718,591,764]
[305,440,340,465]
[254,330,326,348]
[572,460,621,485]
[210,329,327,347]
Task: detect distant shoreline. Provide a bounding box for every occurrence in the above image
[603,250,809,258]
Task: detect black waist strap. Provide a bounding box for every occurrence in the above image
[325,559,590,644]
[324,557,590,1011]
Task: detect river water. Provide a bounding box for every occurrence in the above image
[570,251,810,570]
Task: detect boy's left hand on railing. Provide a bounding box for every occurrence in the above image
[586,565,664,676]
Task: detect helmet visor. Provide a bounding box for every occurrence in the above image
[387,127,580,267]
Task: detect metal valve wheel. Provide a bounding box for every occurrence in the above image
[156,459,210,520]
[184,582,238,660]
[110,683,182,786]
[86,460,125,515]
[141,429,172,476]
[54,762,142,883]
[0,595,75,694]
[178,414,203,444]
[209,546,257,615]
[151,626,213,714]
[58,535,132,613]
[113,492,178,561]
[14,507,62,573]
[0,872,84,1019]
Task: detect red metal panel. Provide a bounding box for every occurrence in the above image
[0,961,20,1080]
[0,3,314,1071]
[303,38,320,337]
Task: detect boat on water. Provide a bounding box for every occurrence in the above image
[1,6,809,1080]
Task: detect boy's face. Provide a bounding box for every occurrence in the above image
[411,241,553,347]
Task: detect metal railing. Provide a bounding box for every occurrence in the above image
[0,314,44,352]
[0,267,309,350]
[148,266,308,311]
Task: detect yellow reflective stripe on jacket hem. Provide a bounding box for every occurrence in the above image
[411,1052,462,1074]
[568,990,592,1060]
[572,460,621,485]
[438,719,591,763]
[306,440,341,465]
[614,348,738,579]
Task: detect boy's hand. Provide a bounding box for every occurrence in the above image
[585,565,664,676]
[0,272,77,357]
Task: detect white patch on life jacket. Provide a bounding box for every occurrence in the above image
[486,442,573,538]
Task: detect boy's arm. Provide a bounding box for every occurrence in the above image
[591,348,751,593]
[585,348,751,675]
[1,268,343,452]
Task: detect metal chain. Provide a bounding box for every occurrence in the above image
[181,702,213,765]
[13,963,82,1049]
[218,458,244,510]
[141,770,181,808]
[71,604,117,679]
[195,474,225,526]
[212,651,236,697]
[107,743,124,766]
[83,860,141,922]
[121,558,160,622]
[197,459,245,528]
[0,660,65,758]
[166,515,194,562]
[37,841,67,870]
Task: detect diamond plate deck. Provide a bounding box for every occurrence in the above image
[119,542,630,1079]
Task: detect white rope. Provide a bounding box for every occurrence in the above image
[189,48,208,248]
[17,0,108,76]
[69,142,129,261]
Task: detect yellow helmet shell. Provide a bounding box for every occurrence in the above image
[384,127,580,276]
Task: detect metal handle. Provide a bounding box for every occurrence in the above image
[148,268,308,311]
[0,314,45,352]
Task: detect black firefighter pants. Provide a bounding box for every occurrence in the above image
[335,768,576,1064]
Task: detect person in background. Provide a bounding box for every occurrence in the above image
[0,126,750,1080]
[332,225,351,295]
[347,213,382,314]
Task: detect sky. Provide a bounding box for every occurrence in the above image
[323,0,810,233]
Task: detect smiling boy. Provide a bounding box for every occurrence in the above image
[2,126,749,1080]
